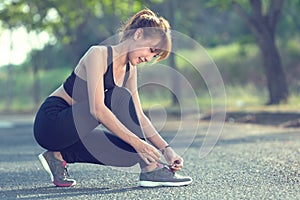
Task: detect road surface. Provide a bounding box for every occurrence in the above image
[0,115,300,200]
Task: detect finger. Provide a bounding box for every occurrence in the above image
[153,150,161,159]
[170,165,182,171]
[146,156,156,164]
[170,166,180,172]
[151,151,161,161]
[174,159,183,166]
[147,150,160,161]
[144,160,151,165]
[171,161,182,168]
[171,160,183,169]
[139,153,151,165]
[174,161,183,168]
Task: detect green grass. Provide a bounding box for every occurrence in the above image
[0,67,71,113]
[207,43,259,60]
[222,85,300,113]
[0,40,299,114]
[1,80,298,114]
[139,84,300,115]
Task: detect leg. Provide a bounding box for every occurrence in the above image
[34,96,99,151]
[61,87,147,168]
[34,96,99,187]
[61,128,142,167]
[104,87,145,139]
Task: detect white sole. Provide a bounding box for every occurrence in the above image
[38,153,76,187]
[139,179,193,187]
[38,153,54,182]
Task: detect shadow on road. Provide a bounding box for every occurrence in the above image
[2,185,149,199]
[216,131,300,146]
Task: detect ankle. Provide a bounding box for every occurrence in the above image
[142,162,158,173]
[53,151,64,161]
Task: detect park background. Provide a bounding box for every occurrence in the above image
[0,0,299,124]
[2,2,300,199]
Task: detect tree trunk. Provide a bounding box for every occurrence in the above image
[32,54,40,106]
[33,62,40,107]
[168,0,180,106]
[258,34,288,104]
[6,64,13,110]
[6,30,13,110]
[169,52,180,105]
[233,0,288,104]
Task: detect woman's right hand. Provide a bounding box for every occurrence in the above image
[133,139,161,165]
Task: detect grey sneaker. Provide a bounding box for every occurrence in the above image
[139,166,193,187]
[38,151,76,187]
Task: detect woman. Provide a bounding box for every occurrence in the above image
[34,8,192,187]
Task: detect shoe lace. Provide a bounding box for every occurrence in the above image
[162,166,175,177]
[157,161,176,175]
[169,168,175,175]
[60,161,70,179]
[63,167,70,178]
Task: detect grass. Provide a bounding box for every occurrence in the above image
[227,94,300,113]
[0,81,298,115]
[139,84,300,116]
[0,40,299,114]
[0,67,71,113]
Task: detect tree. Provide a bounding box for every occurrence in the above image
[235,0,289,104]
[0,1,32,109]
[0,0,144,106]
[210,0,288,104]
[144,0,181,106]
[164,0,180,106]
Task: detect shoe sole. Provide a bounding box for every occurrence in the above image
[38,153,55,182]
[139,179,193,187]
[38,153,76,187]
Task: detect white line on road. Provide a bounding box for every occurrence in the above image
[0,121,14,129]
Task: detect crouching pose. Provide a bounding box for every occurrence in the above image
[34,8,192,187]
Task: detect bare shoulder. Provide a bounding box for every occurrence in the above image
[90,45,107,51]
[75,45,108,79]
[81,45,108,72]
[84,45,107,59]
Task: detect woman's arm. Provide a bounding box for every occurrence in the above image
[126,66,168,150]
[83,46,160,165]
[126,66,184,171]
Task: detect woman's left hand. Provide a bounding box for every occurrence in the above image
[163,147,183,172]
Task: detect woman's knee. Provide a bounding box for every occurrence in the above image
[112,87,132,100]
[105,87,133,110]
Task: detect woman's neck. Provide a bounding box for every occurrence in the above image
[112,41,131,68]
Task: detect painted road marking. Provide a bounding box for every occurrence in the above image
[0,121,14,129]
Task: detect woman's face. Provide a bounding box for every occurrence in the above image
[128,33,162,66]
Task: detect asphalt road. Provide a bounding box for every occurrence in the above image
[0,115,300,200]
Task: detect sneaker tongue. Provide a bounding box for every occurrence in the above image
[156,162,164,169]
[157,162,173,172]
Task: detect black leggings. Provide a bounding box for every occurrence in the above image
[34,87,147,168]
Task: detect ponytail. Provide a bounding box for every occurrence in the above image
[119,9,171,61]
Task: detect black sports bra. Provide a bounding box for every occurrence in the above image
[63,46,130,102]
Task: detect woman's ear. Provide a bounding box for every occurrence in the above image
[133,28,143,40]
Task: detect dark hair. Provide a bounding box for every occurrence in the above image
[120,9,171,61]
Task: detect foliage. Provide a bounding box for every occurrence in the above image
[0,66,70,112]
[0,0,299,111]
[0,38,299,113]
[203,0,291,104]
[0,0,147,68]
